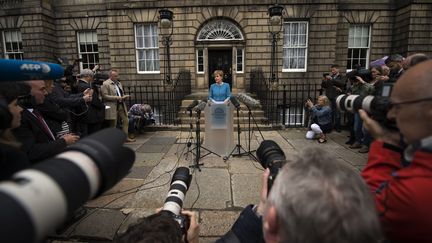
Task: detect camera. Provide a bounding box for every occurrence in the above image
[322,73,330,78]
[347,68,372,83]
[161,167,192,235]
[336,83,396,129]
[0,128,135,243]
[256,140,286,193]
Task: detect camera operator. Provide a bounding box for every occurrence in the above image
[321,64,346,132]
[116,209,199,243]
[385,54,404,83]
[359,60,432,243]
[347,71,374,152]
[0,82,30,180]
[217,146,382,243]
[304,95,332,143]
[12,80,79,164]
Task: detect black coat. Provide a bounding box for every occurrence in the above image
[35,94,69,136]
[0,142,30,180]
[75,80,105,124]
[12,109,67,164]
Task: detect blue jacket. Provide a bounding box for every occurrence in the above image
[311,105,332,126]
[209,82,231,102]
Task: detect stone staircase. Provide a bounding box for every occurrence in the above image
[177,91,273,131]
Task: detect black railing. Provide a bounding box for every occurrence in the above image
[250,68,322,127]
[122,69,191,125]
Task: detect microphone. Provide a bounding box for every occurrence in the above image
[186,100,199,112]
[230,96,241,109]
[0,59,64,82]
[237,93,261,109]
[194,101,207,112]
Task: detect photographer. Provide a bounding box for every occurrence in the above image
[0,82,30,180]
[385,54,404,83]
[116,209,199,243]
[321,64,346,132]
[217,147,382,243]
[360,60,432,242]
[347,71,374,152]
[305,95,332,143]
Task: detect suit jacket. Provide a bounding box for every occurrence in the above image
[12,109,67,164]
[76,79,105,124]
[101,79,127,120]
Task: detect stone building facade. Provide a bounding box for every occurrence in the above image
[1,0,431,92]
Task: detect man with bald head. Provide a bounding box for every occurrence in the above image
[402,53,429,70]
[360,60,432,242]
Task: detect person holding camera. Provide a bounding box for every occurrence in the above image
[217,146,382,243]
[305,95,332,143]
[0,82,30,180]
[321,64,346,132]
[360,60,432,243]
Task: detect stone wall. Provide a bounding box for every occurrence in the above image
[1,0,432,90]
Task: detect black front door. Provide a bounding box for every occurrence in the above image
[208,49,232,90]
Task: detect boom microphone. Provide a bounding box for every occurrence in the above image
[193,101,207,112]
[186,100,199,112]
[237,93,261,109]
[230,96,241,109]
[0,59,64,82]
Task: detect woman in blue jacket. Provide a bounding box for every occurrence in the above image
[305,95,332,143]
[208,70,231,104]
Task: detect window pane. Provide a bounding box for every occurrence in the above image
[135,24,160,72]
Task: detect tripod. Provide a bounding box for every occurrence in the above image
[243,105,265,162]
[225,105,254,161]
[189,109,220,171]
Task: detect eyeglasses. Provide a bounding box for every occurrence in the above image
[390,97,432,109]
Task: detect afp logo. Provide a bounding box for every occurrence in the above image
[20,63,51,73]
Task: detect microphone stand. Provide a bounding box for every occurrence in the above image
[184,109,195,159]
[189,108,220,171]
[244,104,265,162]
[225,104,253,161]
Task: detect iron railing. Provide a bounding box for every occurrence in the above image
[250,68,322,127]
[122,69,191,125]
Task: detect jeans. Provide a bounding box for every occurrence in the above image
[354,112,364,144]
[330,98,341,130]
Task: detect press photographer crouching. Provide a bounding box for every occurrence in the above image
[116,167,199,243]
[359,60,432,242]
[305,95,332,144]
[217,140,382,243]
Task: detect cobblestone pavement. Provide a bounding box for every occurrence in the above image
[50,128,367,242]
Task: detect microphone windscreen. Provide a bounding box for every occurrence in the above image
[194,101,207,112]
[0,59,64,82]
[186,100,199,111]
[230,96,241,109]
[237,93,261,109]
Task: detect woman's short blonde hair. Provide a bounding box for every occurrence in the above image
[318,95,330,107]
[213,70,224,77]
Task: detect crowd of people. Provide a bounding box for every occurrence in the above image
[1,53,432,243]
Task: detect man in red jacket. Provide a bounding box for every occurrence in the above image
[360,60,432,243]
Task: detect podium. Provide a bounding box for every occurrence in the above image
[204,101,234,157]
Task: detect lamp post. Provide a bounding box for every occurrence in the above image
[159,9,174,85]
[268,4,284,84]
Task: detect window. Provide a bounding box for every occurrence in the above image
[347,25,370,70]
[135,24,159,73]
[283,21,308,72]
[236,48,244,73]
[284,106,305,126]
[196,49,204,73]
[77,31,99,70]
[2,30,23,59]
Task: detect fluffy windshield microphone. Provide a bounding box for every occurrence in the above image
[237,93,261,109]
[230,96,241,109]
[186,100,199,112]
[193,101,207,112]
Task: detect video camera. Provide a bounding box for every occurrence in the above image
[0,128,135,242]
[256,140,286,193]
[346,66,372,83]
[161,167,192,235]
[336,83,396,129]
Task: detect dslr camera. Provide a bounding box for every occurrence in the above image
[336,83,396,129]
[161,167,192,235]
[256,140,287,193]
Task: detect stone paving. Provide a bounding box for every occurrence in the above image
[50,128,367,242]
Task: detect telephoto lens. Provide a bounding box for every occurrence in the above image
[0,128,135,243]
[256,140,286,193]
[162,167,192,234]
